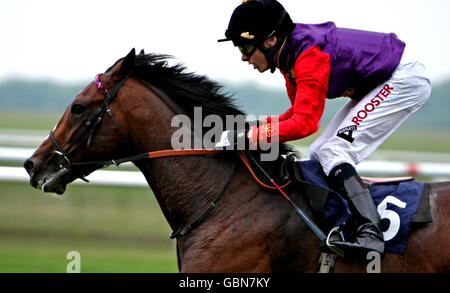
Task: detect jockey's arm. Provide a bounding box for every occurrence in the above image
[266,75,296,123]
[251,45,330,144]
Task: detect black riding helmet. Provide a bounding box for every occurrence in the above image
[218,0,295,73]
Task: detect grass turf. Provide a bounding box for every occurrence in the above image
[0,181,178,273]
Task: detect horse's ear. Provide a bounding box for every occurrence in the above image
[119,48,136,76]
[139,49,145,55]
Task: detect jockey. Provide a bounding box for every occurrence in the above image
[218,0,431,257]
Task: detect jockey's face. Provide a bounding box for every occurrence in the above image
[241,48,270,73]
[240,36,277,73]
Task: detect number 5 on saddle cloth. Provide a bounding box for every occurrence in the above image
[280,154,432,254]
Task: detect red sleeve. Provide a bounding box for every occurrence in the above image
[256,46,330,142]
[260,45,330,143]
[266,74,295,123]
[279,75,297,121]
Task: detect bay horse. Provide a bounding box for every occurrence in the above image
[24,49,449,272]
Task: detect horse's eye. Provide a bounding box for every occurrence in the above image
[71,104,86,115]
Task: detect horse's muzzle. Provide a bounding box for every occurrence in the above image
[23,153,73,194]
[40,167,71,194]
[23,157,35,179]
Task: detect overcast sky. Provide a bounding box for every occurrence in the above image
[1,0,449,88]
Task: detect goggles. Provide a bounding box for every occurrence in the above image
[238,42,257,58]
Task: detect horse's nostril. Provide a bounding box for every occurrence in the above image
[24,158,34,175]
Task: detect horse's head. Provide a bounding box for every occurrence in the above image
[24,49,139,194]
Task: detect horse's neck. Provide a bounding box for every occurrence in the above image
[134,155,232,232]
[122,87,231,232]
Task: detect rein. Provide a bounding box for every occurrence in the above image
[238,152,291,190]
[71,149,291,191]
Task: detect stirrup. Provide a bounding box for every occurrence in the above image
[326,226,346,257]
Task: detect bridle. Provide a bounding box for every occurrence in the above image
[47,70,292,239]
[48,72,226,177]
[48,71,290,187]
[48,72,132,181]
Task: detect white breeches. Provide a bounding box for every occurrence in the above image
[309,53,432,176]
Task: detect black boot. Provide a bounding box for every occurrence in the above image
[327,164,385,257]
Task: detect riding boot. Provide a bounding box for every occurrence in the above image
[327,164,385,257]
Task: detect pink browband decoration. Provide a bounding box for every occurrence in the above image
[95,73,105,94]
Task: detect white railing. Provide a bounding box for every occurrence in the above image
[0,166,148,187]
[1,129,450,186]
[3,160,450,188]
[2,147,450,187]
[4,145,450,164]
[3,129,450,163]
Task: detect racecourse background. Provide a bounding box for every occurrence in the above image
[0,115,449,272]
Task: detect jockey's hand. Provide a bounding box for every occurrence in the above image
[247,123,274,149]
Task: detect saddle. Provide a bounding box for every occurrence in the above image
[280,154,433,254]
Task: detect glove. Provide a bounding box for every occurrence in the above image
[248,123,275,149]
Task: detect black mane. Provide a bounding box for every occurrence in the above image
[129,53,296,160]
[132,53,243,121]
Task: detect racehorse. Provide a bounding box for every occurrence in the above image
[24,49,449,272]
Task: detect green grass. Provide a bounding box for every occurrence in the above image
[0,235,177,273]
[369,129,450,153]
[0,111,60,131]
[0,182,171,238]
[0,181,178,273]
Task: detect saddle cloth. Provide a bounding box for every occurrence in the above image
[296,159,429,254]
